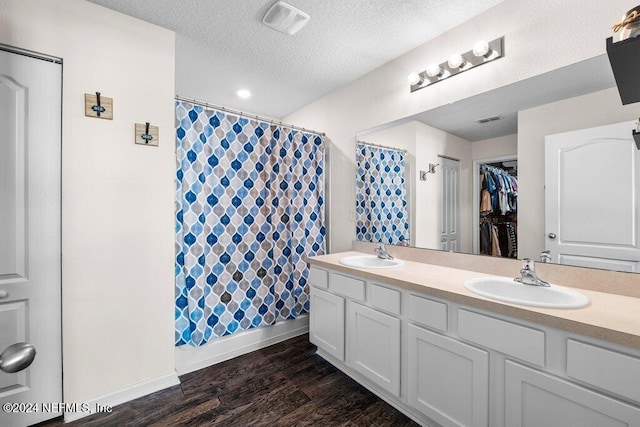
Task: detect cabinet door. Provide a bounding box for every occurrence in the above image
[348,302,401,396]
[505,360,640,427]
[309,288,345,361]
[408,324,489,427]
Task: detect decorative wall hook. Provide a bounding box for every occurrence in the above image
[84,92,113,120]
[135,122,159,147]
[141,122,153,143]
[92,92,105,116]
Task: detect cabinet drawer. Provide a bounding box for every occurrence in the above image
[369,283,401,315]
[567,339,640,403]
[408,295,447,332]
[308,267,328,289]
[458,309,545,367]
[330,273,365,301]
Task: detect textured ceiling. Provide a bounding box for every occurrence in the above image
[87,0,503,118]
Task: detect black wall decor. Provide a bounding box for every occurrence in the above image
[607,36,640,105]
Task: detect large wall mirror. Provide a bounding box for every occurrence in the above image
[355,54,640,273]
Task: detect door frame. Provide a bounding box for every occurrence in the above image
[0,43,61,64]
[0,43,63,424]
[472,155,517,254]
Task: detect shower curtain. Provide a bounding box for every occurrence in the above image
[175,101,325,346]
[355,142,409,245]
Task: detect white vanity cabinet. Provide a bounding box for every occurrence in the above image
[505,361,640,427]
[348,301,401,396]
[309,287,345,361]
[408,324,489,427]
[307,263,640,427]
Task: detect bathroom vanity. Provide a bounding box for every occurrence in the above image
[307,252,640,427]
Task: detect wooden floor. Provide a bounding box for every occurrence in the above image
[41,335,417,426]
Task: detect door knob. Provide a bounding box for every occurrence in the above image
[0,343,36,373]
[547,233,557,239]
[0,290,7,299]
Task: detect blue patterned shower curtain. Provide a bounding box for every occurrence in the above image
[175,101,325,346]
[355,143,409,245]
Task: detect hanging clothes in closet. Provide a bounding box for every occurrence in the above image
[479,162,518,258]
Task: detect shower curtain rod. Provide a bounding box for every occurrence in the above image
[175,95,325,137]
[356,139,407,153]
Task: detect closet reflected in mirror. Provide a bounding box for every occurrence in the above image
[477,160,518,259]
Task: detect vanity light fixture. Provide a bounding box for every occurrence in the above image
[409,36,504,93]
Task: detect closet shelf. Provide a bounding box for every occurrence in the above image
[607,36,640,105]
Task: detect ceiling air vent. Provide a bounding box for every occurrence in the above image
[262,1,310,35]
[475,115,502,124]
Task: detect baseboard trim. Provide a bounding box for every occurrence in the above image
[63,371,180,423]
[175,315,309,375]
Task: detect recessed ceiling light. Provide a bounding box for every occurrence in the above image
[236,89,251,99]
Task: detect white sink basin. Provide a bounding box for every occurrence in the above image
[339,255,404,269]
[463,277,589,309]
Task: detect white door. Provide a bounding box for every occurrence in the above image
[439,157,460,251]
[347,302,400,397]
[545,122,640,271]
[0,47,62,426]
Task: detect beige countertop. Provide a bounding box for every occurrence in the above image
[307,251,640,350]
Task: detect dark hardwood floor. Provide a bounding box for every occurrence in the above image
[40,335,417,426]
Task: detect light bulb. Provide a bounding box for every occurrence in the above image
[426,63,443,78]
[473,40,491,57]
[236,89,251,99]
[448,53,466,69]
[407,72,423,86]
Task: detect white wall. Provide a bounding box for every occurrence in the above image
[0,0,177,405]
[285,0,638,253]
[518,87,640,259]
[472,134,517,161]
[415,123,472,251]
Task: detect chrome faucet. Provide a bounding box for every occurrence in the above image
[514,258,550,287]
[374,243,394,260]
[540,250,552,263]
